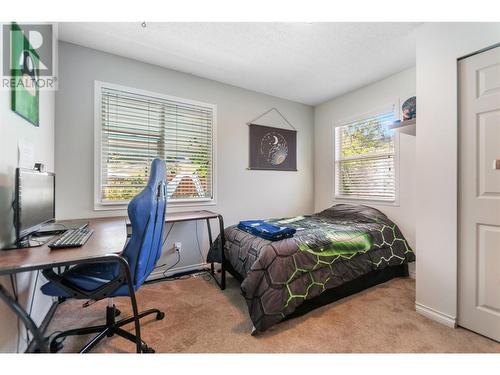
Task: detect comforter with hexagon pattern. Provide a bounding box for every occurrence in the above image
[207,204,415,332]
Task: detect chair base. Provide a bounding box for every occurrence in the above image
[48,305,165,353]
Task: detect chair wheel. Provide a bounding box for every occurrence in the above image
[114,308,121,317]
[156,312,165,320]
[142,345,155,353]
[50,340,64,353]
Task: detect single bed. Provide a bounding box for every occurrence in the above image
[207,204,415,333]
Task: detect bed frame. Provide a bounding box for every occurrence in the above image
[222,259,409,325]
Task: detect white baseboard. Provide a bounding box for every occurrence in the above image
[148,262,209,280]
[415,302,457,328]
[408,269,416,279]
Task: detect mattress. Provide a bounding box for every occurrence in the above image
[207,204,415,332]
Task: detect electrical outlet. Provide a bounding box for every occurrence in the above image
[174,242,182,252]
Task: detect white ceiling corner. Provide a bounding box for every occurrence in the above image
[58,22,419,106]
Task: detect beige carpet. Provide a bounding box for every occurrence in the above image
[45,273,500,353]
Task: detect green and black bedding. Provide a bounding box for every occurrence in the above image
[207,204,415,333]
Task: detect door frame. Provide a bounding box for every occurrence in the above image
[457,43,500,336]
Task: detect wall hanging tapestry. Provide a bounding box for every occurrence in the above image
[247,108,297,171]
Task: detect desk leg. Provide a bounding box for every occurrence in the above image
[206,216,226,290]
[0,284,47,353]
[218,215,226,290]
[206,218,214,276]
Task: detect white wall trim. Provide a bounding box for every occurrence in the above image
[415,302,457,328]
[408,268,416,279]
[147,262,209,281]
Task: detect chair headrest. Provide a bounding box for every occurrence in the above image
[147,158,166,191]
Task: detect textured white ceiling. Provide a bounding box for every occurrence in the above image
[58,22,419,105]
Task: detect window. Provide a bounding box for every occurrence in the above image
[334,109,398,203]
[94,82,216,208]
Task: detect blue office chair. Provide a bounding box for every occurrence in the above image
[41,158,167,353]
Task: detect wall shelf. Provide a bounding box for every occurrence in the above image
[389,118,416,136]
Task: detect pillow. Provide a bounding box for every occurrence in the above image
[315,204,388,223]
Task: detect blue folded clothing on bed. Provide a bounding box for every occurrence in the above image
[237,220,296,241]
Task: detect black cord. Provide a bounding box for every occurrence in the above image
[28,271,40,317]
[25,270,40,344]
[161,222,175,248]
[47,222,69,230]
[159,251,181,276]
[154,251,181,276]
[153,222,177,271]
[10,275,20,353]
[145,273,192,285]
[9,274,18,299]
[26,233,45,245]
[194,270,213,282]
[149,220,210,282]
[145,267,213,285]
[195,220,205,263]
[153,223,175,270]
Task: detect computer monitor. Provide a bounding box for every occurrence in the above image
[14,168,55,240]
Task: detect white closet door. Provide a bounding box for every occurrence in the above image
[458,45,500,342]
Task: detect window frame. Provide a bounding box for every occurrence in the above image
[93,80,217,211]
[332,105,400,207]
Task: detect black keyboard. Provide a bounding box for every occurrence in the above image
[48,228,94,249]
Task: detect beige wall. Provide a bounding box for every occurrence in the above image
[314,68,417,276]
[415,23,500,326]
[55,42,315,278]
[0,27,55,352]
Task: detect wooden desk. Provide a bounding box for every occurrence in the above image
[165,210,220,223]
[170,211,225,290]
[0,217,127,276]
[128,210,226,290]
[0,217,127,352]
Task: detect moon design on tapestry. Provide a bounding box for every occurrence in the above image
[260,132,288,165]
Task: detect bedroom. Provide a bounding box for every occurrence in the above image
[0,1,499,372]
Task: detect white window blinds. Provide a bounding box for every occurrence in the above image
[334,110,397,202]
[97,84,215,205]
